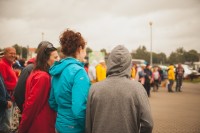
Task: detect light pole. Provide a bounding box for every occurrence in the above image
[149,21,153,66]
[42,32,44,41]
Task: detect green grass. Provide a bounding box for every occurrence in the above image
[183,77,200,83]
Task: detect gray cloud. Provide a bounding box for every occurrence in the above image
[0,0,200,56]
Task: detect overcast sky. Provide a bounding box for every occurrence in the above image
[0,0,200,56]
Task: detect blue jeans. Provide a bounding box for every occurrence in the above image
[0,109,11,133]
[168,80,174,92]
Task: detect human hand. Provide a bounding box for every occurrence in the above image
[7,101,12,108]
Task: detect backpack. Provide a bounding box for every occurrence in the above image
[177,67,184,77]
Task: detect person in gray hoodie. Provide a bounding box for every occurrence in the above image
[86,45,153,133]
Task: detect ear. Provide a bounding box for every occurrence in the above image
[75,46,81,58]
[78,46,84,52]
[77,46,81,53]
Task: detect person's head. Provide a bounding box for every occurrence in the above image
[35,41,47,53]
[99,59,106,67]
[19,58,26,67]
[133,63,137,68]
[168,64,174,70]
[146,64,151,69]
[34,41,59,72]
[106,45,132,78]
[3,47,16,63]
[60,29,87,62]
[141,64,146,69]
[178,63,182,68]
[154,67,158,72]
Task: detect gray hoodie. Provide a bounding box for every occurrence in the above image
[86,45,153,133]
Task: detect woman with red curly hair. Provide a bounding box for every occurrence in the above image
[49,29,91,133]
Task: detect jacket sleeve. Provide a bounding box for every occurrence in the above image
[96,65,102,81]
[0,64,17,91]
[19,73,51,133]
[0,97,7,109]
[85,88,93,133]
[0,74,11,109]
[0,80,7,108]
[137,85,154,133]
[48,77,58,112]
[91,67,96,80]
[71,68,91,129]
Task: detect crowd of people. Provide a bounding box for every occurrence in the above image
[0,28,184,133]
[128,62,185,97]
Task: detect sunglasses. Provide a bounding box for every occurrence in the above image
[44,44,56,53]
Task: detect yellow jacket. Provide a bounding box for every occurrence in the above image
[96,64,106,81]
[131,67,136,79]
[168,65,175,80]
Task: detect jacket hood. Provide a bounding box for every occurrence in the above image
[168,65,174,70]
[27,57,35,64]
[49,57,84,76]
[106,45,132,78]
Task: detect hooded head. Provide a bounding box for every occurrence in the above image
[168,64,174,70]
[106,45,132,78]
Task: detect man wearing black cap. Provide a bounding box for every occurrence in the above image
[144,64,153,97]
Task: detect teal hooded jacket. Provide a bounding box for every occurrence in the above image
[49,57,91,133]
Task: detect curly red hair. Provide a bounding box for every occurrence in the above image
[60,29,86,57]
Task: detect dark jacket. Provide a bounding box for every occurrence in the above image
[144,68,152,84]
[86,45,153,133]
[0,73,11,133]
[0,74,11,109]
[14,58,35,112]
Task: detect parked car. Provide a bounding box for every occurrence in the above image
[175,64,200,79]
[132,59,147,66]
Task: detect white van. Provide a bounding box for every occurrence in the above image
[132,59,147,66]
[193,62,200,72]
[175,64,200,78]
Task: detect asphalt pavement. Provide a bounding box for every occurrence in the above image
[149,82,200,133]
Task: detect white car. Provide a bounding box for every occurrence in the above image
[175,64,200,79]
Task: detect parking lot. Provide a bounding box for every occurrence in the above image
[149,82,200,133]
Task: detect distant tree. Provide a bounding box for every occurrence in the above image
[12,44,28,59]
[153,52,167,64]
[175,47,185,63]
[132,45,150,63]
[152,52,159,64]
[13,44,21,56]
[133,45,200,65]
[158,52,167,64]
[86,47,92,55]
[100,48,107,56]
[22,47,28,59]
[184,50,199,62]
[168,47,186,64]
[168,52,178,64]
[168,47,199,64]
